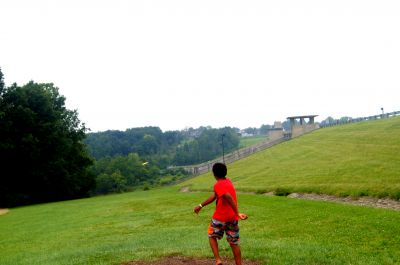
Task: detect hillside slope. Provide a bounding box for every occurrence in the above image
[182,117,400,199]
[1,188,400,265]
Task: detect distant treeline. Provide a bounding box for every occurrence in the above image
[85,124,281,164]
[84,126,242,194]
[85,126,241,166]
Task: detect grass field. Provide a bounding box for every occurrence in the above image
[2,117,400,265]
[183,117,400,199]
[1,187,400,265]
[239,135,268,148]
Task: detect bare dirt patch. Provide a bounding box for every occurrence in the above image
[122,256,261,265]
[287,193,400,211]
[179,186,190,193]
[0,209,9,216]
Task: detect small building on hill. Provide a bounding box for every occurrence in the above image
[268,121,284,140]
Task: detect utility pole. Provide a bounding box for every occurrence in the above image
[221,133,226,164]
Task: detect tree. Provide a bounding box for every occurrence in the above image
[0,67,4,95]
[259,124,272,135]
[340,116,352,123]
[139,134,158,155]
[95,171,127,194]
[320,116,336,127]
[174,127,240,165]
[243,127,258,135]
[90,152,170,194]
[85,126,168,159]
[0,81,95,207]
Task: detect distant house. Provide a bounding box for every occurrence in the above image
[240,132,254,137]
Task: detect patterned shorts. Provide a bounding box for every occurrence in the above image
[208,219,240,245]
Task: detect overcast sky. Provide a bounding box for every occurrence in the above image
[1,0,399,132]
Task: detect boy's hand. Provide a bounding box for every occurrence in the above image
[193,205,202,214]
[238,213,248,220]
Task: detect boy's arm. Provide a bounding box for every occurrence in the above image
[222,193,248,220]
[193,193,217,214]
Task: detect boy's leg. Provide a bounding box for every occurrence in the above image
[226,220,241,265]
[209,237,222,265]
[208,219,225,265]
[230,243,242,265]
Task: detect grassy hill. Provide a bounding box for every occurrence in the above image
[2,117,400,265]
[182,117,400,199]
[1,188,400,265]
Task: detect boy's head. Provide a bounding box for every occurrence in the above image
[212,163,227,179]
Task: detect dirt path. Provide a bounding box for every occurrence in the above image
[123,256,261,265]
[286,193,400,211]
[180,186,190,192]
[180,186,400,211]
[0,209,9,216]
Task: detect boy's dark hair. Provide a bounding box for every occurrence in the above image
[212,163,227,179]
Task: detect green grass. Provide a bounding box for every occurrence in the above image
[1,187,400,265]
[2,117,400,265]
[239,135,268,148]
[183,117,400,199]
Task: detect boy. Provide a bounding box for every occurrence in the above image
[193,163,248,265]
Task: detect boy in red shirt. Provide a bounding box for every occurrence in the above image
[193,163,248,265]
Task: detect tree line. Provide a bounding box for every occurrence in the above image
[84,126,241,194]
[85,126,240,166]
[0,67,277,207]
[0,68,242,207]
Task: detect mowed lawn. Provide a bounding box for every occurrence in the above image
[239,135,268,148]
[183,117,400,199]
[1,188,400,265]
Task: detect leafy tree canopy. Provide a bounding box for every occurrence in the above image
[174,127,240,165]
[0,80,95,207]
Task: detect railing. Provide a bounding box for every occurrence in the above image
[177,137,288,177]
[320,111,400,128]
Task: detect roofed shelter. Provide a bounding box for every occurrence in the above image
[287,115,319,138]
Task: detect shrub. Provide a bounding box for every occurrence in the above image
[95,171,127,194]
[274,188,291,196]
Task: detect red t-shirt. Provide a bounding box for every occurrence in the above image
[212,178,238,222]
